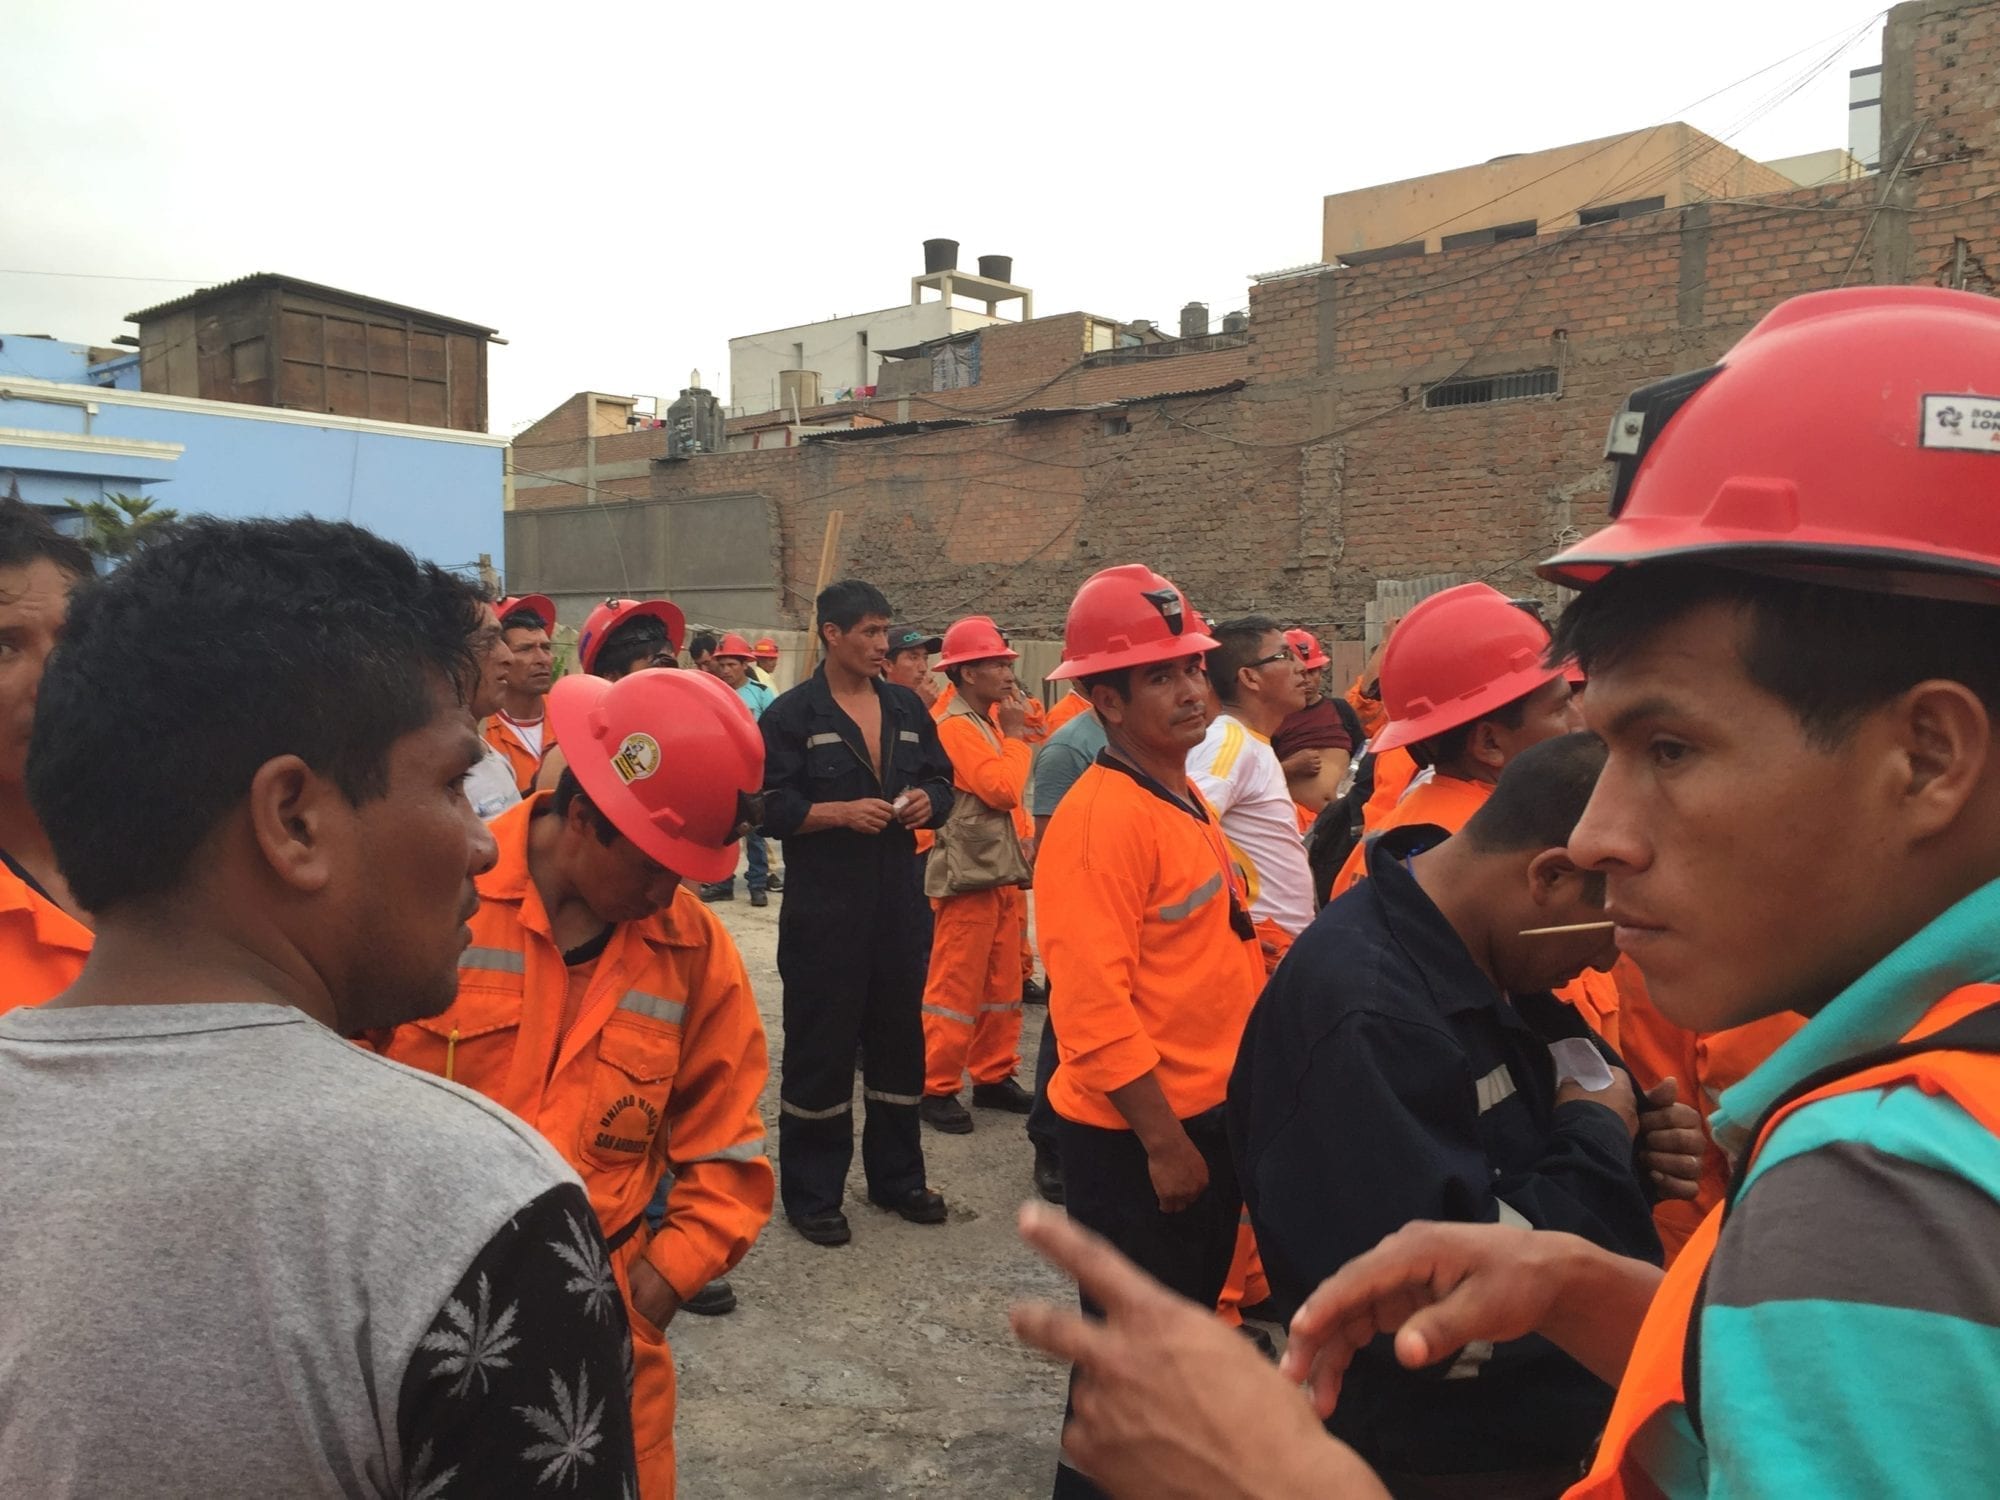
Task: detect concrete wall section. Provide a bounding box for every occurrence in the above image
[729,303,998,415]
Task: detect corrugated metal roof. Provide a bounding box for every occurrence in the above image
[793,381,1246,443]
[127,273,499,337]
[799,417,981,443]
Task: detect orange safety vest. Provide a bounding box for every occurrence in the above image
[1570,984,2000,1499]
[482,711,556,797]
[0,859,91,1013]
[376,795,772,1498]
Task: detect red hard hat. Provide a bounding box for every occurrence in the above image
[1046,564,1221,681]
[935,615,1018,669]
[752,636,779,659]
[496,594,556,632]
[1371,583,1562,754]
[547,668,763,884]
[1285,627,1330,671]
[712,632,758,660]
[1543,287,2000,599]
[577,598,688,676]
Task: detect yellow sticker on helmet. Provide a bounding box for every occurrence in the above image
[612,732,661,784]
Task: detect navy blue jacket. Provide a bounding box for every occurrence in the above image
[1227,827,1661,1477]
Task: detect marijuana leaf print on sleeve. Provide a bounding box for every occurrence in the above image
[396,1184,636,1498]
[549,1209,620,1323]
[418,1273,520,1397]
[518,1363,609,1487]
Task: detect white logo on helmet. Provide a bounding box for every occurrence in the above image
[1921,393,2000,453]
[611,732,661,784]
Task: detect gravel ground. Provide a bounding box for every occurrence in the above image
[671,881,1073,1499]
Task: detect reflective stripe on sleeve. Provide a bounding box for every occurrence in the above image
[1475,1065,1517,1114]
[684,1139,766,1164]
[1158,872,1223,923]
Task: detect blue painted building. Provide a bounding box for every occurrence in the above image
[0,324,505,574]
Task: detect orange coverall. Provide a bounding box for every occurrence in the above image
[482,713,557,798]
[378,796,773,1499]
[923,698,1033,1096]
[0,859,90,1013]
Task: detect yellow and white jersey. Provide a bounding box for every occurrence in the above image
[1186,713,1315,940]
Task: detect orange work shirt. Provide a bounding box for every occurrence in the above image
[1039,759,1264,1130]
[377,795,773,1298]
[0,858,91,1013]
[1043,689,1090,736]
[1361,745,1420,831]
[482,711,557,798]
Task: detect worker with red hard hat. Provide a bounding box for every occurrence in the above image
[1009,286,2000,1500]
[378,666,774,1499]
[578,597,688,679]
[751,636,780,689]
[1034,563,1264,1500]
[1272,625,1359,818]
[1330,582,1581,892]
[918,615,1037,1134]
[700,634,779,906]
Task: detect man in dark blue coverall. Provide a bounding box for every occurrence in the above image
[761,579,957,1247]
[1229,732,1668,1500]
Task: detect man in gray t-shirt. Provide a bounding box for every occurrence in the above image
[0,518,638,1499]
[1024,707,1108,1201]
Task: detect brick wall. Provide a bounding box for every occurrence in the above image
[632,0,1998,640]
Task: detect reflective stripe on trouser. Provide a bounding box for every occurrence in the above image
[1021,888,1039,985]
[1215,1216,1270,1326]
[611,1225,680,1499]
[775,862,931,1219]
[921,885,1025,1096]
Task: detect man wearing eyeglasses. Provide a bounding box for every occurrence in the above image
[1187,617,1315,964]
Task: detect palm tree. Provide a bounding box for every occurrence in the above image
[63,492,178,561]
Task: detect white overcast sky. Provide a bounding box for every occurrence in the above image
[2,1,1885,434]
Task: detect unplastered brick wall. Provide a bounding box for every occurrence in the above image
[648,0,1997,640]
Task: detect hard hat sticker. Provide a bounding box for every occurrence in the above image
[612,732,662,784]
[1921,394,2000,452]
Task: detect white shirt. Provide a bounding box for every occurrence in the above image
[1187,712,1315,938]
[463,740,523,821]
[497,711,544,759]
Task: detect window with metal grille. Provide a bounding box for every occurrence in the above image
[1423,367,1561,410]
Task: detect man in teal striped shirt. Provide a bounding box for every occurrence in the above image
[1007,287,2000,1500]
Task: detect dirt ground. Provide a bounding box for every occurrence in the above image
[671,881,1074,1499]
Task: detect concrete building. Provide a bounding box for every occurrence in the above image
[1764,148,1870,187]
[1320,122,1796,262]
[1,337,504,572]
[727,244,1033,416]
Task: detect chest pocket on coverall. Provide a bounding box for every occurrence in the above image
[580,1006,683,1173]
[407,979,523,1084]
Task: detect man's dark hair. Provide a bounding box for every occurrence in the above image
[1205,614,1285,705]
[499,606,547,635]
[1461,731,1607,856]
[817,578,892,633]
[1408,694,1532,772]
[0,496,92,580]
[1080,668,1133,702]
[687,630,720,660]
[552,768,620,847]
[28,517,482,913]
[1552,560,2000,750]
[599,614,670,676]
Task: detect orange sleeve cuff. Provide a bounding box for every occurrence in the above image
[1060,1029,1163,1101]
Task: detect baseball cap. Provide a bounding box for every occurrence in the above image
[887,626,943,655]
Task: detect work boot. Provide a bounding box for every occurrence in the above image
[919,1093,974,1134]
[971,1077,1034,1114]
[1021,975,1048,1006]
[789,1211,851,1247]
[681,1278,738,1316]
[868,1186,949,1224]
[1032,1141,1064,1205]
[749,889,769,908]
[766,872,784,892]
[698,880,735,903]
